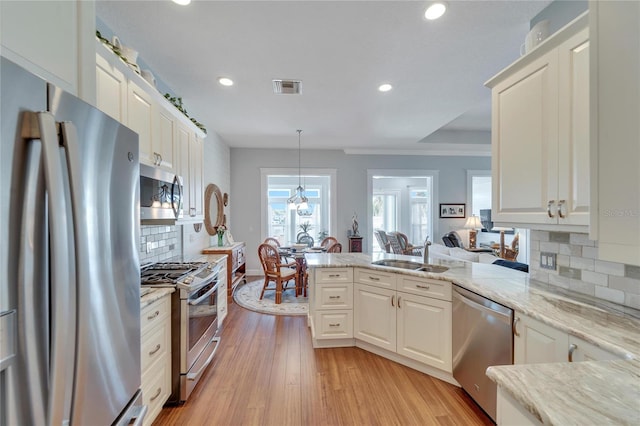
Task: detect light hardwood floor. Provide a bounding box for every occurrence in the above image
[154,294,493,426]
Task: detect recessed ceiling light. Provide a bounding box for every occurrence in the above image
[172,0,191,5]
[425,2,447,20]
[378,83,393,92]
[218,77,234,87]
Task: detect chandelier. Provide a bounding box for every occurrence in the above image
[287,129,309,211]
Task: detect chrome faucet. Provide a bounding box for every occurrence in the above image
[423,236,431,264]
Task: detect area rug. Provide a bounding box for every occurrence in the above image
[233,279,308,316]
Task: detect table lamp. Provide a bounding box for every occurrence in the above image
[491,226,513,258]
[464,215,483,248]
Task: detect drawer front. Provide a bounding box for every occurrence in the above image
[315,268,353,284]
[315,310,353,339]
[397,276,451,301]
[141,321,169,373]
[354,268,397,290]
[316,284,352,309]
[141,355,170,426]
[141,295,170,335]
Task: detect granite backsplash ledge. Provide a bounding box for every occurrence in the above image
[529,231,640,309]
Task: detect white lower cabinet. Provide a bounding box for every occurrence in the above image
[353,269,452,373]
[310,268,354,346]
[396,292,452,371]
[513,312,621,364]
[140,294,172,426]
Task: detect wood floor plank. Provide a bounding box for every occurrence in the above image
[154,293,493,426]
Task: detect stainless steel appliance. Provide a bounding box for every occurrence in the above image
[141,261,221,403]
[0,57,146,425]
[452,285,514,422]
[140,163,183,223]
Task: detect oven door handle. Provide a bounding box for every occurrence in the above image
[187,337,220,381]
[188,283,218,305]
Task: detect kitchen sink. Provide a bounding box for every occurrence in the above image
[371,259,448,273]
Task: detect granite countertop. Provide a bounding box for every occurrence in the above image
[140,287,174,309]
[305,252,640,425]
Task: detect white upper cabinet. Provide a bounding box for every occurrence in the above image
[589,1,640,266]
[1,0,95,101]
[487,14,589,231]
[95,42,205,180]
[155,104,177,173]
[176,122,204,221]
[96,53,127,123]
[127,81,155,167]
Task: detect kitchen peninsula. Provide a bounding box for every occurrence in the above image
[305,252,640,425]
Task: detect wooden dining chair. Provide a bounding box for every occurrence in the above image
[297,234,314,247]
[264,237,280,247]
[320,236,338,250]
[503,233,520,261]
[257,243,297,304]
[326,242,342,253]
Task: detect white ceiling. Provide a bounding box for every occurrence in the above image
[96,0,551,151]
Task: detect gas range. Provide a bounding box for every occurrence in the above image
[141,261,220,292]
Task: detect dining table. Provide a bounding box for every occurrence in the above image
[278,246,326,297]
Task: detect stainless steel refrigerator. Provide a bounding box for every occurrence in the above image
[0,57,146,425]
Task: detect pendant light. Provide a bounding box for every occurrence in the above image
[287,130,309,210]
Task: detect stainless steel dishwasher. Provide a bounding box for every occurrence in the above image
[452,285,513,422]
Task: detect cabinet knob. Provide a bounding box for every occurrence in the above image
[391,295,395,307]
[513,317,521,337]
[397,296,402,308]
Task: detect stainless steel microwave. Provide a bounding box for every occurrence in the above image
[140,163,183,223]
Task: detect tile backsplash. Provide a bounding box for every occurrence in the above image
[139,225,181,264]
[529,231,640,309]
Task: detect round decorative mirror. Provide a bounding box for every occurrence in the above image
[204,183,224,235]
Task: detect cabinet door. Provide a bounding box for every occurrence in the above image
[491,49,559,225]
[176,124,191,216]
[557,28,590,226]
[128,81,154,167]
[513,313,568,364]
[96,54,127,123]
[353,284,396,351]
[396,292,452,372]
[190,134,204,218]
[155,105,176,173]
[1,0,81,94]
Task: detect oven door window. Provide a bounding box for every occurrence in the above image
[188,282,218,351]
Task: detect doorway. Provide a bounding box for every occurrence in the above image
[368,170,438,254]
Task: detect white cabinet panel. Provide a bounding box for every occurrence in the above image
[397,292,452,371]
[513,313,567,364]
[127,81,154,167]
[354,283,396,351]
[96,53,127,123]
[155,105,176,173]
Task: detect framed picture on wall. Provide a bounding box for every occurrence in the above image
[439,203,465,218]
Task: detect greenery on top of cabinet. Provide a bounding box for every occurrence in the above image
[163,94,207,134]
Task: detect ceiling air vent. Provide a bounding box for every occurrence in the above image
[272,79,302,94]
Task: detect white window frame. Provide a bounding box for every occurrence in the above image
[260,168,337,241]
[466,170,491,216]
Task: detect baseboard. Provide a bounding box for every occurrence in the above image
[355,340,459,387]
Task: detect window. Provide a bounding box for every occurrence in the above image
[261,169,336,246]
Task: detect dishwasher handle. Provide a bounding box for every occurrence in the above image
[453,287,513,325]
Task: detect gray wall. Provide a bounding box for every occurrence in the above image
[230,148,490,274]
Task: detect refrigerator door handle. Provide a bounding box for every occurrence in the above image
[21,111,76,426]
